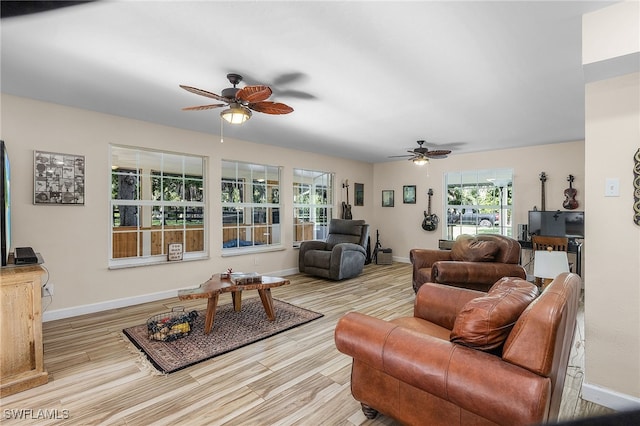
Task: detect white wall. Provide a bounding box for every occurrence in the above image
[1,94,374,319]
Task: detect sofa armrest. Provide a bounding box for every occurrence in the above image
[432,261,527,287]
[409,248,452,269]
[298,240,329,272]
[414,282,485,329]
[336,312,551,425]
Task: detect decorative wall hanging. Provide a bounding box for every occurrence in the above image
[34,150,85,205]
[634,148,639,225]
[403,185,416,204]
[382,190,394,207]
[354,183,364,206]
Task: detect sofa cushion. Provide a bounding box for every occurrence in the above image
[450,277,538,351]
[450,235,499,262]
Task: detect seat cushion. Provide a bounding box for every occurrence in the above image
[450,277,538,351]
[450,235,499,262]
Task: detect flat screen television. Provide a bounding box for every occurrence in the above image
[1,140,10,266]
[528,210,584,239]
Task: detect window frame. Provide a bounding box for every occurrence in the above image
[109,145,208,269]
[221,160,282,255]
[293,168,334,246]
[444,168,513,240]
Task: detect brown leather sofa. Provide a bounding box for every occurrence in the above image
[335,273,581,426]
[410,234,526,293]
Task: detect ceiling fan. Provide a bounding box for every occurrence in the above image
[180,73,294,124]
[389,140,452,165]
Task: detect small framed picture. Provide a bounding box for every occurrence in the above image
[167,243,183,261]
[382,190,394,207]
[403,185,416,204]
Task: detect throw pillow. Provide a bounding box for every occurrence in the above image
[450,235,499,262]
[450,277,539,351]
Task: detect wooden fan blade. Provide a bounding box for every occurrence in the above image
[249,101,294,115]
[182,104,226,111]
[388,155,413,158]
[425,150,452,158]
[236,85,272,103]
[180,85,229,102]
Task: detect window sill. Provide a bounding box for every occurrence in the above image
[108,253,209,269]
[221,245,285,257]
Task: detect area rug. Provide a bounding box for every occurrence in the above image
[123,298,323,374]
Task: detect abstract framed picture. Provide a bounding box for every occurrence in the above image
[354,182,364,206]
[34,150,85,205]
[403,185,416,204]
[382,190,394,207]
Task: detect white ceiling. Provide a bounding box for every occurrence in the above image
[1,1,616,163]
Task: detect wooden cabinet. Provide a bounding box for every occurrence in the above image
[0,265,48,397]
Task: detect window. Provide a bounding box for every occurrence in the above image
[444,168,513,240]
[293,169,333,245]
[221,160,281,253]
[110,145,207,268]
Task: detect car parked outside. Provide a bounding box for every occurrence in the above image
[447,208,499,227]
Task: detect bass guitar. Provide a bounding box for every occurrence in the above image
[342,180,353,219]
[539,172,547,211]
[422,188,439,231]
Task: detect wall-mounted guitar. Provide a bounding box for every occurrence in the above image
[342,180,353,219]
[539,172,547,210]
[422,188,439,231]
[563,174,579,210]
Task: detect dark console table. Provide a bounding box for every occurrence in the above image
[518,239,583,277]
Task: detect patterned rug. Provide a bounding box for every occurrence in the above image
[123,298,323,374]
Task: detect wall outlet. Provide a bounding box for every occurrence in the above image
[42,282,54,297]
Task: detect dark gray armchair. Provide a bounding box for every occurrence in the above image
[298,219,370,280]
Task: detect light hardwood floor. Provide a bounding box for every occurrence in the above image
[1,263,613,425]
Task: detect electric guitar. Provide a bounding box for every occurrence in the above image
[342,180,353,219]
[422,188,439,231]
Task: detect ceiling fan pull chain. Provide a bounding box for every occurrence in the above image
[220,116,224,143]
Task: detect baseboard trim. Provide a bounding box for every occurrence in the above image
[43,289,179,322]
[582,382,640,411]
[42,267,299,322]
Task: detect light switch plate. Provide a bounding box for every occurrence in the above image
[605,178,620,197]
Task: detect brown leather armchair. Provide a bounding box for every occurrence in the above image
[410,234,526,293]
[335,273,582,426]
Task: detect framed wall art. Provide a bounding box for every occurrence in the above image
[382,190,394,207]
[34,150,85,205]
[403,185,416,204]
[354,183,364,206]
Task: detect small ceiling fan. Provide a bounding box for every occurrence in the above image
[180,73,294,124]
[389,140,452,165]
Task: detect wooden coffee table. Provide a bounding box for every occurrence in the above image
[178,274,290,334]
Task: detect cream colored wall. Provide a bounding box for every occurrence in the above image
[1,94,374,317]
[584,72,640,404]
[580,1,640,408]
[372,141,585,264]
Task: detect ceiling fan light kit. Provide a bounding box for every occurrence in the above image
[413,157,428,166]
[181,73,293,126]
[221,103,251,124]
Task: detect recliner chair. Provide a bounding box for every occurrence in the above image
[298,219,369,280]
